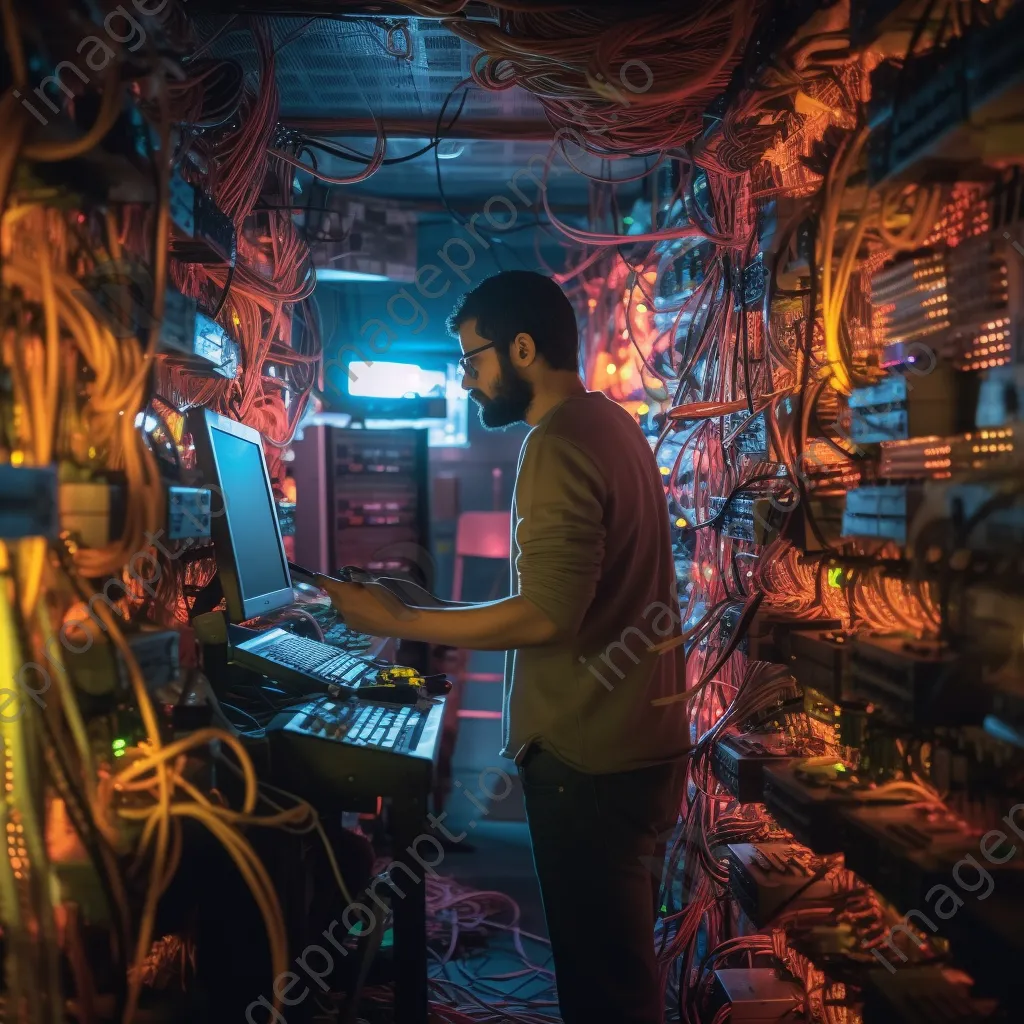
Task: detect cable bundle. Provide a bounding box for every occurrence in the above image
[817,126,945,395]
[426,874,558,1024]
[656,660,803,1024]
[446,1,753,156]
[162,20,326,484]
[0,6,332,1019]
[3,202,167,583]
[163,58,247,133]
[566,12,984,1017]
[210,18,280,225]
[693,24,857,179]
[350,870,559,1023]
[162,200,321,468]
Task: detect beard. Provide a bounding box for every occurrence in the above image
[469,363,534,429]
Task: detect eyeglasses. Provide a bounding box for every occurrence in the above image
[457,341,496,380]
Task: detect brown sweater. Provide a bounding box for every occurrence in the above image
[502,391,691,773]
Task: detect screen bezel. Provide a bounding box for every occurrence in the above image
[189,407,294,622]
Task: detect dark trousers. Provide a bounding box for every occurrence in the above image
[519,746,684,1024]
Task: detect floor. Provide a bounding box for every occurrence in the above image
[426,817,559,1022]
[410,551,560,1022]
[351,647,560,1023]
[425,647,560,1022]
[352,643,688,1022]
[424,650,686,1023]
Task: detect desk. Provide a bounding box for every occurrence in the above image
[266,694,446,1024]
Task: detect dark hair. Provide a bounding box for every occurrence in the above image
[446,271,580,372]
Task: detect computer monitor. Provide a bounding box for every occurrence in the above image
[189,408,294,621]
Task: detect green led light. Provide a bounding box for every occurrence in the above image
[113,749,125,758]
[112,738,127,750]
[827,567,843,588]
[623,216,634,226]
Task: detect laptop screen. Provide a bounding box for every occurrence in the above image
[191,408,294,621]
[209,424,291,608]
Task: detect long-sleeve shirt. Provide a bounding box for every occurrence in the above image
[501,390,691,773]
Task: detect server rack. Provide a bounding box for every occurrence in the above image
[294,425,431,585]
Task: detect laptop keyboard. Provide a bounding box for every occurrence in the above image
[258,634,371,686]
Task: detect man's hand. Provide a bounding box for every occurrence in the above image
[315,577,417,637]
[315,576,559,650]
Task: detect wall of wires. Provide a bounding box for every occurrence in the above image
[0,3,334,1019]
[3,0,1024,1021]
[559,1,1024,1021]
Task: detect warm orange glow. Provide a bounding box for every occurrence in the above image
[47,798,88,862]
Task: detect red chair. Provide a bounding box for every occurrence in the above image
[450,511,511,602]
[433,511,510,815]
[451,511,510,688]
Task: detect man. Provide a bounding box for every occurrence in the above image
[320,271,690,1024]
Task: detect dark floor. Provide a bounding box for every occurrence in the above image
[441,781,548,939]
[350,644,686,1022]
[425,648,561,1021]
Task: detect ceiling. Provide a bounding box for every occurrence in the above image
[196,14,542,121]
[195,13,652,371]
[196,14,652,208]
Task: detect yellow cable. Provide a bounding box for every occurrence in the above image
[88,597,290,1019]
[878,184,943,251]
[4,254,165,577]
[818,125,870,395]
[115,728,258,813]
[37,221,59,463]
[2,67,291,1021]
[221,771,357,908]
[7,213,61,617]
[4,87,307,1024]
[64,573,169,1024]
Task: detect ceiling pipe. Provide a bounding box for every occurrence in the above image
[194,2,541,16]
[278,117,555,141]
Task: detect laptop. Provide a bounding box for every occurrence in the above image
[188,408,380,694]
